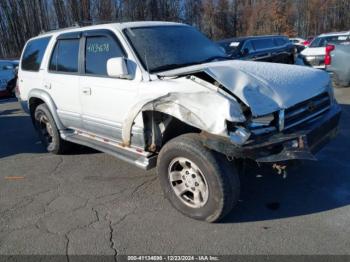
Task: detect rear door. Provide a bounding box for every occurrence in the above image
[251,38,274,62]
[272,37,293,64]
[45,32,82,129]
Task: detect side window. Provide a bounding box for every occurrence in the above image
[274,37,287,46]
[242,40,255,53]
[49,39,80,73]
[85,36,125,76]
[252,38,275,51]
[21,37,51,71]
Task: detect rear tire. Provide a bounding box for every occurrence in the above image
[33,104,70,154]
[157,133,240,222]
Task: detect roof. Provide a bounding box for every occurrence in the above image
[319,30,350,37]
[37,21,184,38]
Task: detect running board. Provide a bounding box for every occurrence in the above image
[60,130,157,170]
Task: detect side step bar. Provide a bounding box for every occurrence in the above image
[60,130,157,170]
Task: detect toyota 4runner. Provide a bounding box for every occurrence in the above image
[17,22,341,222]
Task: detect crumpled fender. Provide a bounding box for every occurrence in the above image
[122,91,245,146]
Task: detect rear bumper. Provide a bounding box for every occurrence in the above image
[202,103,342,163]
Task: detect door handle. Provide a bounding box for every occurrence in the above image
[82,87,91,95]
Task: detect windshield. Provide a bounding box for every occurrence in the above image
[217,40,243,57]
[124,25,227,73]
[309,35,349,47]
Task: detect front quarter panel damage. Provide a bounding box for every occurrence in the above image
[122,90,245,147]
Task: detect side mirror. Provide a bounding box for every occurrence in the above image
[107,57,130,79]
[241,48,250,56]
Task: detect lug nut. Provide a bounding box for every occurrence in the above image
[195,182,199,186]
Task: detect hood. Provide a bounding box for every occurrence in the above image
[158,60,330,116]
[301,47,326,56]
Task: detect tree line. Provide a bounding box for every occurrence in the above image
[1,0,349,58]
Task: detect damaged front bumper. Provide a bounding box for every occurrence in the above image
[202,103,342,163]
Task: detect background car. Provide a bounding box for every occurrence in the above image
[299,31,350,69]
[326,43,350,87]
[217,35,295,64]
[302,36,314,46]
[289,37,306,45]
[0,60,18,97]
[289,37,307,53]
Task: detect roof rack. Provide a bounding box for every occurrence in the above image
[39,20,120,35]
[39,23,81,35]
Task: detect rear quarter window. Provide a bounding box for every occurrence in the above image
[21,37,51,71]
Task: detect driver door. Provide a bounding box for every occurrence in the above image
[79,30,139,142]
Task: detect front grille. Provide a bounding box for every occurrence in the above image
[283,92,331,130]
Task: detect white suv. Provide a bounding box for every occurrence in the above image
[18,22,341,222]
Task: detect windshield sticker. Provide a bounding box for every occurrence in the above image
[87,43,110,53]
[229,42,240,47]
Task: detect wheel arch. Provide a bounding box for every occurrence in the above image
[28,89,65,130]
[142,110,201,151]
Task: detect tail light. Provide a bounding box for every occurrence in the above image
[325,44,335,66]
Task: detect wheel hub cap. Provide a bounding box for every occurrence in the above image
[168,157,209,208]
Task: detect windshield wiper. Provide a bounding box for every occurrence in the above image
[151,56,229,73]
[151,62,199,73]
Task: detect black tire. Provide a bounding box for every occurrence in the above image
[33,104,70,154]
[157,133,240,222]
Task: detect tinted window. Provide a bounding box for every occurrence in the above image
[49,39,79,73]
[218,40,242,55]
[21,37,51,71]
[85,36,124,75]
[310,35,349,47]
[252,38,275,50]
[242,40,255,53]
[274,37,288,46]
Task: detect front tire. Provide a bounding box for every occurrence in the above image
[157,134,240,222]
[33,104,70,154]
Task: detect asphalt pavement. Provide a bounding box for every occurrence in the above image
[0,87,349,257]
